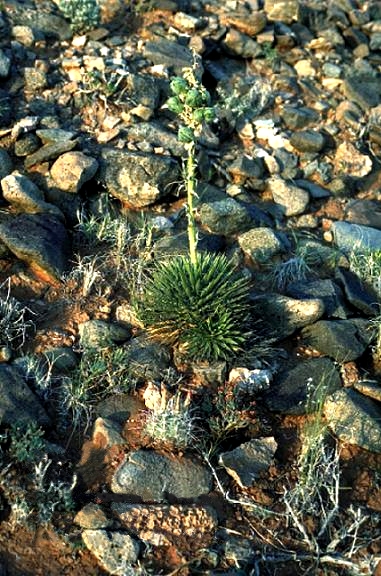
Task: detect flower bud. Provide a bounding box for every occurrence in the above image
[178,126,194,143]
[170,77,189,96]
[167,96,184,114]
[185,89,204,108]
[193,108,205,124]
[203,107,215,123]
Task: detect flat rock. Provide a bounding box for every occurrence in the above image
[280,105,320,130]
[78,319,132,349]
[286,279,348,319]
[220,11,267,36]
[198,197,252,236]
[344,199,381,229]
[223,28,261,58]
[251,293,324,340]
[112,503,217,548]
[238,227,284,263]
[126,122,184,156]
[74,503,112,530]
[263,357,341,415]
[343,72,381,110]
[123,336,171,381]
[0,364,50,426]
[290,130,326,153]
[1,171,63,217]
[24,139,78,168]
[82,529,140,576]
[111,450,212,501]
[142,38,195,74]
[332,221,381,255]
[50,151,98,193]
[99,149,180,208]
[267,176,310,216]
[219,437,277,487]
[0,214,71,284]
[301,319,370,362]
[324,388,381,453]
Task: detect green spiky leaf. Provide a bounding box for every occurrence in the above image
[135,252,251,361]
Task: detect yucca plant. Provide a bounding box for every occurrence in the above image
[136,61,251,361]
[138,252,250,361]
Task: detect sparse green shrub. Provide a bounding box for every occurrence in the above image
[349,248,381,297]
[56,0,100,33]
[144,388,195,450]
[8,421,46,464]
[57,347,135,433]
[137,252,250,361]
[0,280,34,349]
[0,423,76,527]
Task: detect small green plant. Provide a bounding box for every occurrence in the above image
[75,202,153,289]
[136,63,251,361]
[8,421,46,464]
[144,386,195,450]
[57,347,135,435]
[349,248,381,297]
[217,74,272,129]
[56,0,100,33]
[0,280,34,349]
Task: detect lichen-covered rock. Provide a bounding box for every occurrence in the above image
[111,450,213,501]
[112,503,217,548]
[99,149,180,208]
[50,151,98,193]
[0,214,71,284]
[0,364,50,426]
[324,389,381,453]
[81,529,140,576]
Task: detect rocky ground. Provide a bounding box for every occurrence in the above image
[0,0,381,574]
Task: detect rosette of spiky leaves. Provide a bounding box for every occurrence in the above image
[137,252,251,361]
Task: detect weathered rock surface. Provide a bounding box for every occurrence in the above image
[78,320,132,349]
[111,450,213,501]
[219,437,277,487]
[301,319,370,362]
[99,149,180,208]
[251,293,324,340]
[82,529,140,576]
[0,364,50,426]
[267,176,310,216]
[238,227,284,263]
[263,357,341,415]
[50,151,99,193]
[1,171,63,217]
[324,389,381,453]
[0,214,70,283]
